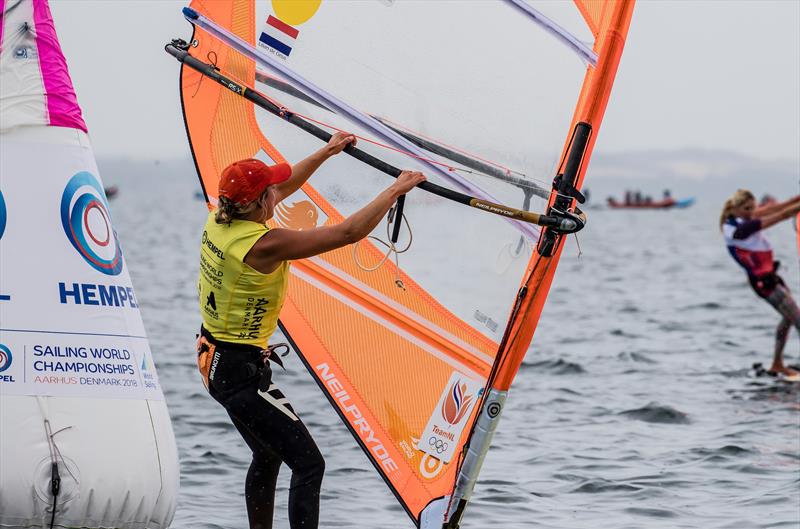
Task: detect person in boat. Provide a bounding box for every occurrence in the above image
[195,132,426,529]
[720,189,800,377]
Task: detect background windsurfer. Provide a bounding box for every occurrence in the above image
[720,190,800,378]
[195,131,425,529]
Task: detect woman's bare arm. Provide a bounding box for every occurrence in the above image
[758,200,800,230]
[246,171,426,274]
[754,195,800,218]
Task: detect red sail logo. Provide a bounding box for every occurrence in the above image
[441,381,474,425]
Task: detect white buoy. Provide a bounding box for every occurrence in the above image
[0,2,178,527]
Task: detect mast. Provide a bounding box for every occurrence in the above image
[440,2,636,526]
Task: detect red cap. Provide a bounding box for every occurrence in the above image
[218,159,292,205]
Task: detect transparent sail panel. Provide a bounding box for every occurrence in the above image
[249,0,589,341]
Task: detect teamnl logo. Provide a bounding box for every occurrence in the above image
[60,172,123,275]
[419,373,482,464]
[441,380,476,425]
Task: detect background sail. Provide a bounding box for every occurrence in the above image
[0,1,178,526]
[176,0,631,525]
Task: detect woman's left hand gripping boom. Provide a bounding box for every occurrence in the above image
[274,132,357,203]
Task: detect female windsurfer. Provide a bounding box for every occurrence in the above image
[195,132,426,529]
[720,189,800,378]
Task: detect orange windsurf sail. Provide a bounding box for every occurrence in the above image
[168,1,634,526]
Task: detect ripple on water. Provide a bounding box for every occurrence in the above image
[617,351,657,363]
[689,445,754,462]
[720,367,750,378]
[777,450,800,461]
[683,301,724,310]
[623,507,678,518]
[480,493,529,504]
[571,478,643,494]
[525,358,586,374]
[327,466,371,477]
[619,402,691,424]
[609,328,641,338]
[729,463,775,475]
[552,472,589,485]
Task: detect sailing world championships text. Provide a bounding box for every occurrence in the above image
[32,345,135,375]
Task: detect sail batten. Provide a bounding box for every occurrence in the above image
[304,256,496,362]
[505,0,598,65]
[292,263,492,379]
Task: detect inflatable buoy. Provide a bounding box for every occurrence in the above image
[0,2,178,527]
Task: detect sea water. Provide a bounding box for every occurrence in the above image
[106,159,799,529]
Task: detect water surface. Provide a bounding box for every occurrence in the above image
[106,161,799,528]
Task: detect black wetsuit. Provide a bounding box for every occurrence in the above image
[197,327,325,529]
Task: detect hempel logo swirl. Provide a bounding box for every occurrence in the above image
[0,191,9,302]
[0,189,7,240]
[0,344,12,373]
[60,172,123,275]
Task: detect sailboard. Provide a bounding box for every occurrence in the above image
[167,1,633,527]
[0,1,178,526]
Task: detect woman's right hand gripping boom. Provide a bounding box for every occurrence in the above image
[246,171,427,274]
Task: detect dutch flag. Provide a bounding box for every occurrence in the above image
[259,15,299,57]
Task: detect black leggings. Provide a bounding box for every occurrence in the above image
[201,337,324,529]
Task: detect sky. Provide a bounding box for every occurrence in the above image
[48,0,800,163]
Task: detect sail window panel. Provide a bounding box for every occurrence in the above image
[259,0,588,202]
[252,100,534,343]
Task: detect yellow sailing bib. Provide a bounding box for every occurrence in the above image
[198,211,289,346]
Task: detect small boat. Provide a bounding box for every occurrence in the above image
[104,185,119,199]
[606,197,694,209]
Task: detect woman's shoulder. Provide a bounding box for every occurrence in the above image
[724,215,760,229]
[721,215,740,234]
[723,215,741,226]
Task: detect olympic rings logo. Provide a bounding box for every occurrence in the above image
[428,436,449,454]
[60,172,123,275]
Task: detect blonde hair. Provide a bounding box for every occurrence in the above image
[214,187,271,225]
[719,189,755,230]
